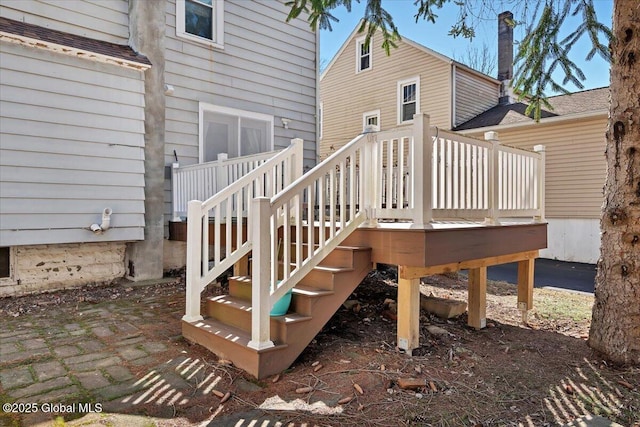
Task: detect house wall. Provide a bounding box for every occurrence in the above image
[163,0,318,223]
[454,67,500,127]
[0,0,129,45]
[320,31,451,159]
[465,114,607,263]
[0,42,147,247]
[0,0,147,294]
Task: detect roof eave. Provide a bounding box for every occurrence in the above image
[456,109,608,134]
[0,31,151,71]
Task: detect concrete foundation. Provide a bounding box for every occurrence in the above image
[540,218,600,264]
[0,242,126,297]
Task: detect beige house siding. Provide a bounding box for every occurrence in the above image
[454,67,500,127]
[465,115,607,219]
[320,31,451,159]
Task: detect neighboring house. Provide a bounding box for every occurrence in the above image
[320,16,606,264]
[0,0,317,296]
[319,23,501,159]
[456,88,608,264]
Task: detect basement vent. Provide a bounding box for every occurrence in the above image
[0,247,10,278]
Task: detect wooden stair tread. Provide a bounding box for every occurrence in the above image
[292,285,334,297]
[207,295,312,324]
[184,317,287,353]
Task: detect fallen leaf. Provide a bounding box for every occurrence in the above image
[212,390,224,398]
[353,383,364,394]
[314,364,323,372]
[272,374,281,383]
[220,391,232,403]
[618,380,634,390]
[296,386,314,394]
[338,396,353,404]
[564,385,574,395]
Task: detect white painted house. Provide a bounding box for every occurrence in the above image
[0,0,318,296]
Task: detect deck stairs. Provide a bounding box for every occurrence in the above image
[177,114,546,379]
[182,244,372,378]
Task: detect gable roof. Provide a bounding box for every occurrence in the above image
[454,87,610,131]
[0,17,151,70]
[321,21,499,85]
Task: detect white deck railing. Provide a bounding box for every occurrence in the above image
[172,149,282,221]
[183,139,304,322]
[182,114,545,348]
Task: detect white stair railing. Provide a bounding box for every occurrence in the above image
[183,139,304,322]
[247,132,376,349]
[172,150,282,221]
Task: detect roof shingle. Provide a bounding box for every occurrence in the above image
[454,87,609,130]
[0,17,151,67]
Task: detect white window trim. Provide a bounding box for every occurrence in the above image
[176,0,224,49]
[198,103,274,163]
[362,109,381,132]
[355,36,371,73]
[397,76,420,125]
[319,102,323,140]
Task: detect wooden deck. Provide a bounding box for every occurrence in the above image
[170,219,546,355]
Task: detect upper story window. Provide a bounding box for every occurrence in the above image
[176,0,224,48]
[363,109,380,132]
[356,37,371,73]
[397,76,420,124]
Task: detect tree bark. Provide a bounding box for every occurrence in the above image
[589,0,640,365]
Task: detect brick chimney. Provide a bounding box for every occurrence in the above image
[498,11,514,105]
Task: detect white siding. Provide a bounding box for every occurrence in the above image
[164,0,317,219]
[0,0,129,45]
[0,43,146,246]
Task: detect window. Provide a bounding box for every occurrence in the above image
[199,104,273,162]
[176,0,224,48]
[356,37,371,73]
[397,76,420,124]
[362,109,380,132]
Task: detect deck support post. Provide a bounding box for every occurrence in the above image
[517,258,535,323]
[397,268,421,355]
[468,267,487,329]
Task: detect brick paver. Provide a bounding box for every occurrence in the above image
[0,282,206,426]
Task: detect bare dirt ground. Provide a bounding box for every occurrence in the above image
[1,269,639,427]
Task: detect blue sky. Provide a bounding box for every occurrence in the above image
[319,0,612,93]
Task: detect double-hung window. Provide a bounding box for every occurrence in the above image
[199,104,273,163]
[397,76,420,124]
[176,0,224,48]
[356,36,371,73]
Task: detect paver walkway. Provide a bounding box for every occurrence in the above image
[0,281,219,426]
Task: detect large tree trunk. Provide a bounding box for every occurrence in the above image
[588,0,640,365]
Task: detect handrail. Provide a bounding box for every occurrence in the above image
[172,149,281,220]
[183,139,304,322]
[248,133,371,349]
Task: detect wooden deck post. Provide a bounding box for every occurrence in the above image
[485,132,500,225]
[468,267,487,329]
[517,258,535,323]
[411,113,433,228]
[397,268,421,354]
[183,200,204,322]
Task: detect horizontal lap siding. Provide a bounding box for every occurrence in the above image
[455,68,499,127]
[0,43,146,246]
[164,0,317,219]
[467,116,607,219]
[0,0,129,45]
[320,32,451,159]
